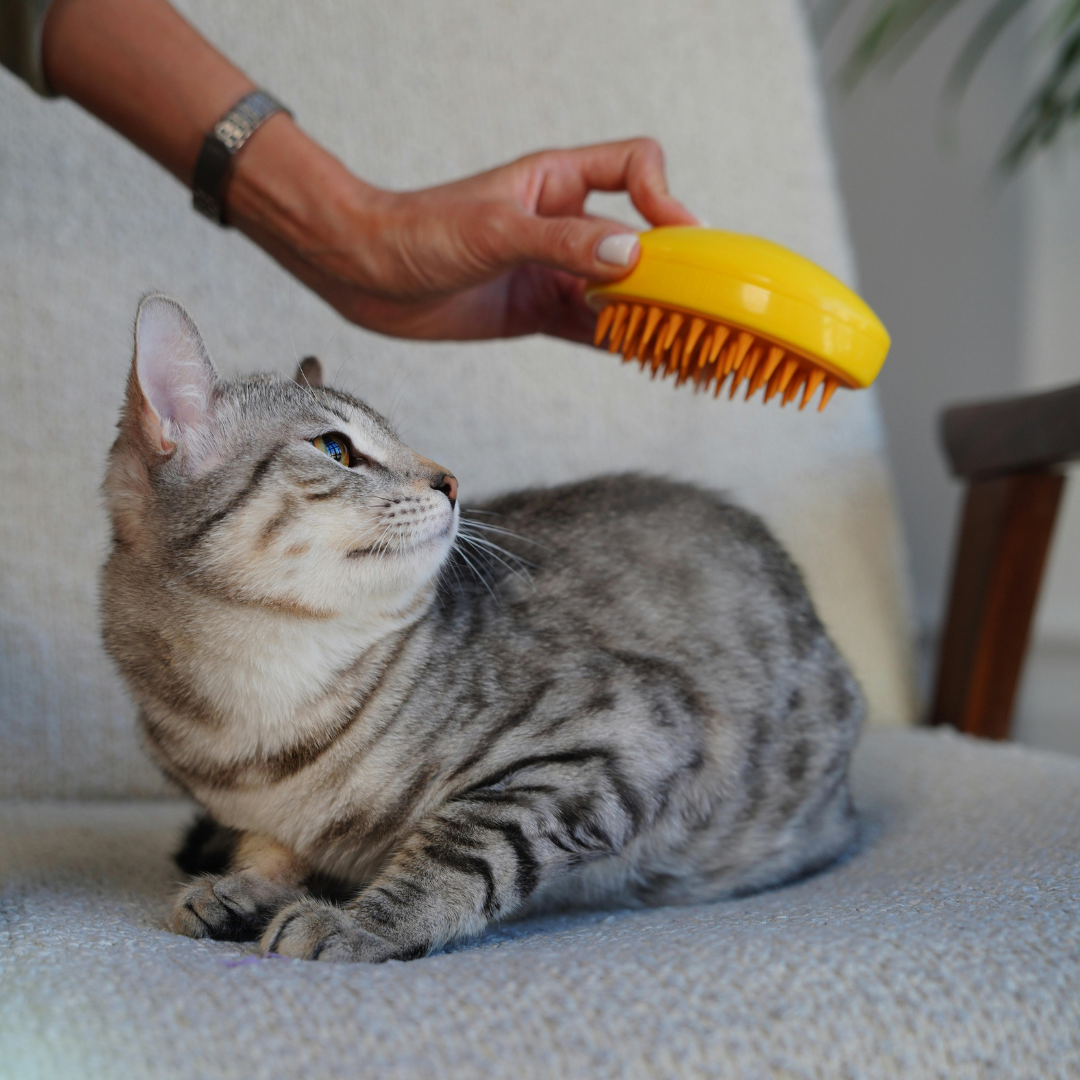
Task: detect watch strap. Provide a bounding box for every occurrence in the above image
[192,90,291,224]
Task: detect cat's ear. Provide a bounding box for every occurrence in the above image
[128,294,219,455]
[294,355,323,388]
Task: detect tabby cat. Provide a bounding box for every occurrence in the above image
[101,295,863,963]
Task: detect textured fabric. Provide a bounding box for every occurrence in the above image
[0,0,54,95]
[2,728,1078,1079]
[0,0,915,798]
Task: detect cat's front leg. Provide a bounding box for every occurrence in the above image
[263,761,639,962]
[172,831,309,942]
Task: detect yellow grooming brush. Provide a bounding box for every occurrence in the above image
[586,227,890,411]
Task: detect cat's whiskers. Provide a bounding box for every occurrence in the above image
[455,533,536,589]
[434,543,467,601]
[458,518,547,550]
[456,527,533,560]
[456,532,526,575]
[288,327,301,378]
[318,324,345,369]
[372,520,397,559]
[343,515,399,559]
[453,524,529,557]
[451,541,499,602]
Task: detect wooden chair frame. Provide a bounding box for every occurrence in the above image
[930,381,1080,739]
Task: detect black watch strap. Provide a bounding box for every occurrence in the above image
[192,90,291,225]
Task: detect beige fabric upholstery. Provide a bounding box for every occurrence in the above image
[3,729,1079,1078]
[0,0,915,797]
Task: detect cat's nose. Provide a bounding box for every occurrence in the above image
[431,473,458,509]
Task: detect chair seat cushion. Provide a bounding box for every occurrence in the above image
[2,728,1078,1079]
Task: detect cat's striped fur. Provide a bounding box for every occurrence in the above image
[101,295,863,962]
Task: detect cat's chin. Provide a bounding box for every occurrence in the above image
[404,521,459,558]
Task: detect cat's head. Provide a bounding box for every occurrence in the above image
[104,295,458,619]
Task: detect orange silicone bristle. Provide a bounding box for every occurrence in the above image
[695,332,713,373]
[800,368,825,411]
[732,332,754,371]
[819,376,840,412]
[621,305,646,360]
[708,326,729,366]
[592,300,849,411]
[749,346,785,400]
[670,337,685,381]
[662,312,684,353]
[637,306,664,359]
[650,316,672,374]
[782,367,808,408]
[729,344,761,399]
[684,318,706,365]
[607,303,629,353]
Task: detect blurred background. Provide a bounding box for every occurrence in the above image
[814,0,1080,754]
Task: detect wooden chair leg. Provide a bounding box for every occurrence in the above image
[929,469,1065,739]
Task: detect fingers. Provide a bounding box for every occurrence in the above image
[458,137,702,285]
[619,138,700,227]
[478,202,642,282]
[524,138,700,227]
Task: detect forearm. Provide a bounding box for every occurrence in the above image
[41,0,253,183]
[39,0,374,291]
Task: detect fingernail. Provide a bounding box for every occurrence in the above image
[597,233,640,267]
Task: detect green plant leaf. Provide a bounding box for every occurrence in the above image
[814,0,1080,169]
[1002,19,1080,168]
[1044,0,1080,41]
[837,0,966,89]
[944,0,1031,101]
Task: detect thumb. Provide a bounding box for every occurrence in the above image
[488,207,641,281]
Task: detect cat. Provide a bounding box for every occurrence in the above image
[101,294,863,963]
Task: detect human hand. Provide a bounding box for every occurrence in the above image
[228,121,698,344]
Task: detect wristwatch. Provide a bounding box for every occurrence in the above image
[191,89,291,225]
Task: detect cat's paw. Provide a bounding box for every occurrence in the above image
[171,873,302,941]
[261,897,401,962]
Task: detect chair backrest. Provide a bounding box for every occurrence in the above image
[0,0,916,797]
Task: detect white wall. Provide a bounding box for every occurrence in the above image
[816,1,1080,754]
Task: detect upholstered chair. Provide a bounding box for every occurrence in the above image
[1,2,1077,1075]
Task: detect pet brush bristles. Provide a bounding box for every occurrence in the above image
[593,301,842,411]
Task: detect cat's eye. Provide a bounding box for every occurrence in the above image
[312,434,350,467]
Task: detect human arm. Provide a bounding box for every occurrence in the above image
[35,0,698,343]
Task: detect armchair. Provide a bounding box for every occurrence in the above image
[933,381,1080,738]
[1,1,1078,1076]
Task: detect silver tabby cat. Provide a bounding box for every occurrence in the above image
[101,295,863,963]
